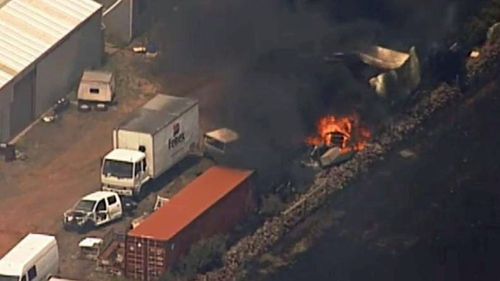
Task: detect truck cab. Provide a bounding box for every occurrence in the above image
[63,191,124,232]
[101,149,149,197]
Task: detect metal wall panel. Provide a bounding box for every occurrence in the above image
[9,68,35,137]
[102,0,132,45]
[102,0,152,45]
[0,85,12,142]
[35,11,103,116]
[0,0,102,90]
[0,107,8,142]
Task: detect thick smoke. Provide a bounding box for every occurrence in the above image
[147,0,474,183]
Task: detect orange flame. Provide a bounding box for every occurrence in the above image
[306,114,371,152]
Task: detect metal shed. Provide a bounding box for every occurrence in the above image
[0,0,104,142]
[100,0,153,45]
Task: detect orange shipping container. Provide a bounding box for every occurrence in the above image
[125,166,256,280]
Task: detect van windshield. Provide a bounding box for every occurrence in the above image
[75,199,96,212]
[0,274,19,281]
[102,159,133,179]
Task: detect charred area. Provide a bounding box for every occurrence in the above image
[143,0,490,185]
[134,0,500,280]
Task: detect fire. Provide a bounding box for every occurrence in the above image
[306,114,371,152]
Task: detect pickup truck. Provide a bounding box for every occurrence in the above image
[63,191,136,233]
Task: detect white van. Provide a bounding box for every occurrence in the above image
[0,234,58,281]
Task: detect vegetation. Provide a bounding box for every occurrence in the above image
[162,235,228,281]
[259,194,286,217]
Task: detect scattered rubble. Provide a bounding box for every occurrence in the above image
[466,42,500,86]
[469,50,480,58]
[132,46,147,54]
[399,149,416,158]
[42,98,70,123]
[132,43,158,58]
[42,112,58,123]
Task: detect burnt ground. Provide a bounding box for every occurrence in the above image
[254,78,500,281]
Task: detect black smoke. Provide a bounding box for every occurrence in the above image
[146,0,481,184]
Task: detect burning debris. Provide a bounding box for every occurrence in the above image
[327,45,421,101]
[304,114,371,168]
[363,46,421,99]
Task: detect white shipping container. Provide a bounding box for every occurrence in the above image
[112,95,199,178]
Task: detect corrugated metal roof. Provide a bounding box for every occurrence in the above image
[128,166,254,241]
[0,0,102,90]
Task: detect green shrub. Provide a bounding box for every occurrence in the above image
[162,235,228,281]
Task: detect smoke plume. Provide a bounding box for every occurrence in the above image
[147,0,477,183]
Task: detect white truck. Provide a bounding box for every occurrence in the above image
[63,191,136,233]
[0,234,58,281]
[101,94,200,198]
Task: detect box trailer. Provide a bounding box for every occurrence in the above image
[101,94,199,198]
[77,70,115,111]
[124,166,255,281]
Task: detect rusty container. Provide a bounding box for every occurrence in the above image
[125,166,256,280]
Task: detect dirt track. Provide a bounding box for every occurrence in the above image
[0,44,230,279]
[0,50,159,257]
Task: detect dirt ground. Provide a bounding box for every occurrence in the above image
[0,47,219,279]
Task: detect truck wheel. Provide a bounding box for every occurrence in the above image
[95,103,108,111]
[78,103,91,112]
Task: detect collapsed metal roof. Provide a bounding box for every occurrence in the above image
[358,46,411,70]
[0,0,102,90]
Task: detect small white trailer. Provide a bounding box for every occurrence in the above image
[101,94,200,198]
[77,70,115,111]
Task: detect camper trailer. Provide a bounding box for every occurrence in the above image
[77,70,115,111]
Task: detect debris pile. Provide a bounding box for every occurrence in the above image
[466,41,500,86]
